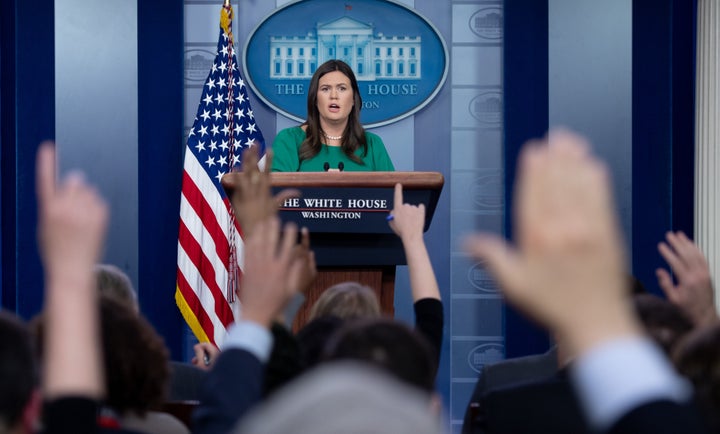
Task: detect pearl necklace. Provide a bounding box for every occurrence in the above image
[322,130,343,141]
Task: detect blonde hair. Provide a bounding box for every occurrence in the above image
[94,264,139,312]
[309,282,381,321]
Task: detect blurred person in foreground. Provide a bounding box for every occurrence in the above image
[464,129,706,434]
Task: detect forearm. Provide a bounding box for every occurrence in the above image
[43,271,104,400]
[403,236,440,301]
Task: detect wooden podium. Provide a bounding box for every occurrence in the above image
[270,172,444,330]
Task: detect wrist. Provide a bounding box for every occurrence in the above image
[241,311,273,329]
[561,303,643,357]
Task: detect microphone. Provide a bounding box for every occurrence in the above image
[323,162,344,172]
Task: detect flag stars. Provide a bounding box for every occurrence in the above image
[212,109,222,121]
[198,125,209,137]
[220,139,229,151]
[215,93,225,104]
[220,45,229,56]
[214,170,226,184]
[246,123,257,134]
[236,93,245,104]
[217,77,227,89]
[205,78,216,90]
[218,62,227,73]
[209,140,218,151]
[205,155,216,167]
[211,125,220,136]
[218,154,228,167]
[195,140,206,152]
[235,108,244,119]
[221,124,230,136]
[200,109,211,121]
[245,137,256,147]
[232,154,241,166]
[247,109,254,119]
[203,94,214,106]
[234,124,243,135]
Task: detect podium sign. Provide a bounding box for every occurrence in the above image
[270,171,443,326]
[271,172,443,266]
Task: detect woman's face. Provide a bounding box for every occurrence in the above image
[316,70,354,126]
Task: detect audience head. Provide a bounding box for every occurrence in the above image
[296,315,345,369]
[33,297,170,417]
[632,293,693,356]
[263,323,304,398]
[0,311,39,434]
[673,322,720,433]
[98,297,169,415]
[309,282,380,321]
[235,362,443,434]
[323,318,437,393]
[94,264,138,313]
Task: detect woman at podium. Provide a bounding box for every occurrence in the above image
[271,60,395,172]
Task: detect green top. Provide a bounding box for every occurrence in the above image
[271,126,395,172]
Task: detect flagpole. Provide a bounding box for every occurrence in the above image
[224,0,230,6]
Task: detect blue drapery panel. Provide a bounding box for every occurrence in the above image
[0,0,55,318]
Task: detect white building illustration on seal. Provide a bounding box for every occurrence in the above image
[269,16,421,80]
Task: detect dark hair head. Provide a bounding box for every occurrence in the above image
[0,311,37,430]
[300,59,367,164]
[674,322,720,432]
[34,298,171,416]
[632,293,693,356]
[99,297,169,415]
[263,323,303,398]
[296,315,345,369]
[322,318,437,393]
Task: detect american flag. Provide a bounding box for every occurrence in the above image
[176,3,265,346]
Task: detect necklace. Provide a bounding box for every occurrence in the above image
[322,130,343,141]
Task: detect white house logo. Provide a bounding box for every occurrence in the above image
[469,7,503,40]
[185,49,216,82]
[468,262,500,293]
[243,0,448,127]
[470,91,502,125]
[467,343,504,373]
[470,173,503,209]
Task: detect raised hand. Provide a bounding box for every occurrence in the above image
[464,130,640,355]
[656,231,717,326]
[36,142,109,399]
[286,227,317,296]
[388,183,439,302]
[388,183,426,244]
[221,147,299,236]
[239,216,300,327]
[37,143,109,279]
